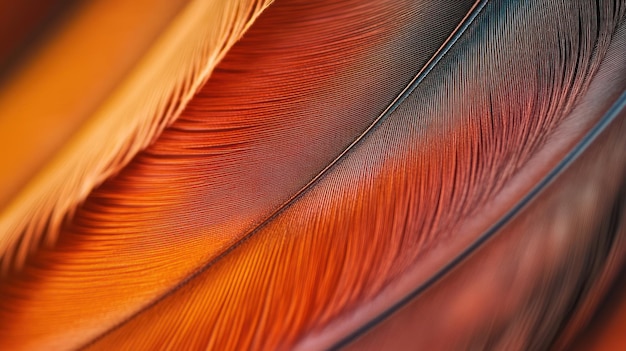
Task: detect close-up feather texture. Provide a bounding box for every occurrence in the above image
[0,0,625,350]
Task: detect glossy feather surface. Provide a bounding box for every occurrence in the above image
[0,0,625,350]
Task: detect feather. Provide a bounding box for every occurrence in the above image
[80,1,626,349]
[0,0,271,271]
[1,0,625,350]
[344,97,626,350]
[0,1,479,348]
[573,268,626,350]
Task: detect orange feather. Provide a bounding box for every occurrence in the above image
[0,0,625,350]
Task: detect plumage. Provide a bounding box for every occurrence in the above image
[0,0,271,272]
[345,97,626,350]
[0,0,625,350]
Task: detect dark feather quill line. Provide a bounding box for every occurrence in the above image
[3,0,625,349]
[332,90,626,350]
[77,2,488,348]
[79,0,626,348]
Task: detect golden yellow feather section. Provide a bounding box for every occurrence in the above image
[0,0,272,272]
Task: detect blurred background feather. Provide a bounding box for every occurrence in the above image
[0,0,625,350]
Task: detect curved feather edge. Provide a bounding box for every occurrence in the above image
[0,1,480,350]
[77,1,626,350]
[0,0,273,272]
[311,4,626,349]
[343,97,626,350]
[333,36,626,351]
